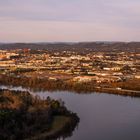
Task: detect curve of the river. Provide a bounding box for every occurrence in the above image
[1,86,140,140]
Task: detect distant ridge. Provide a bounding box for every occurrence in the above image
[0,42,140,52]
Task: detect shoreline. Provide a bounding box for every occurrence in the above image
[27,115,79,140]
[0,84,140,98]
[0,74,139,97]
[94,88,140,97]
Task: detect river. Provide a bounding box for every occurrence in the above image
[1,86,140,140]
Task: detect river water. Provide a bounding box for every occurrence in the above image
[1,86,140,140]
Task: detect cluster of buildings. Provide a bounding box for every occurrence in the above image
[0,49,140,84]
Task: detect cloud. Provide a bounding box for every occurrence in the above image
[0,0,139,21]
[0,0,140,41]
[0,19,140,42]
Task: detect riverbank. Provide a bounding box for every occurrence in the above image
[94,87,140,97]
[0,89,79,140]
[0,75,140,97]
[27,115,78,140]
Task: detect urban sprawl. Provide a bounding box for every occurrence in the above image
[0,45,140,95]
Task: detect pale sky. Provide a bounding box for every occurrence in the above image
[0,0,140,42]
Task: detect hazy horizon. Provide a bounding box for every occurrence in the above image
[1,39,140,44]
[0,0,140,42]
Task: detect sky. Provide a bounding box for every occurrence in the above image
[0,0,140,42]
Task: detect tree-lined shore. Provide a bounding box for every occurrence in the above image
[0,89,79,140]
[0,75,140,97]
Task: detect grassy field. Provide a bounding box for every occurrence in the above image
[28,116,72,140]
